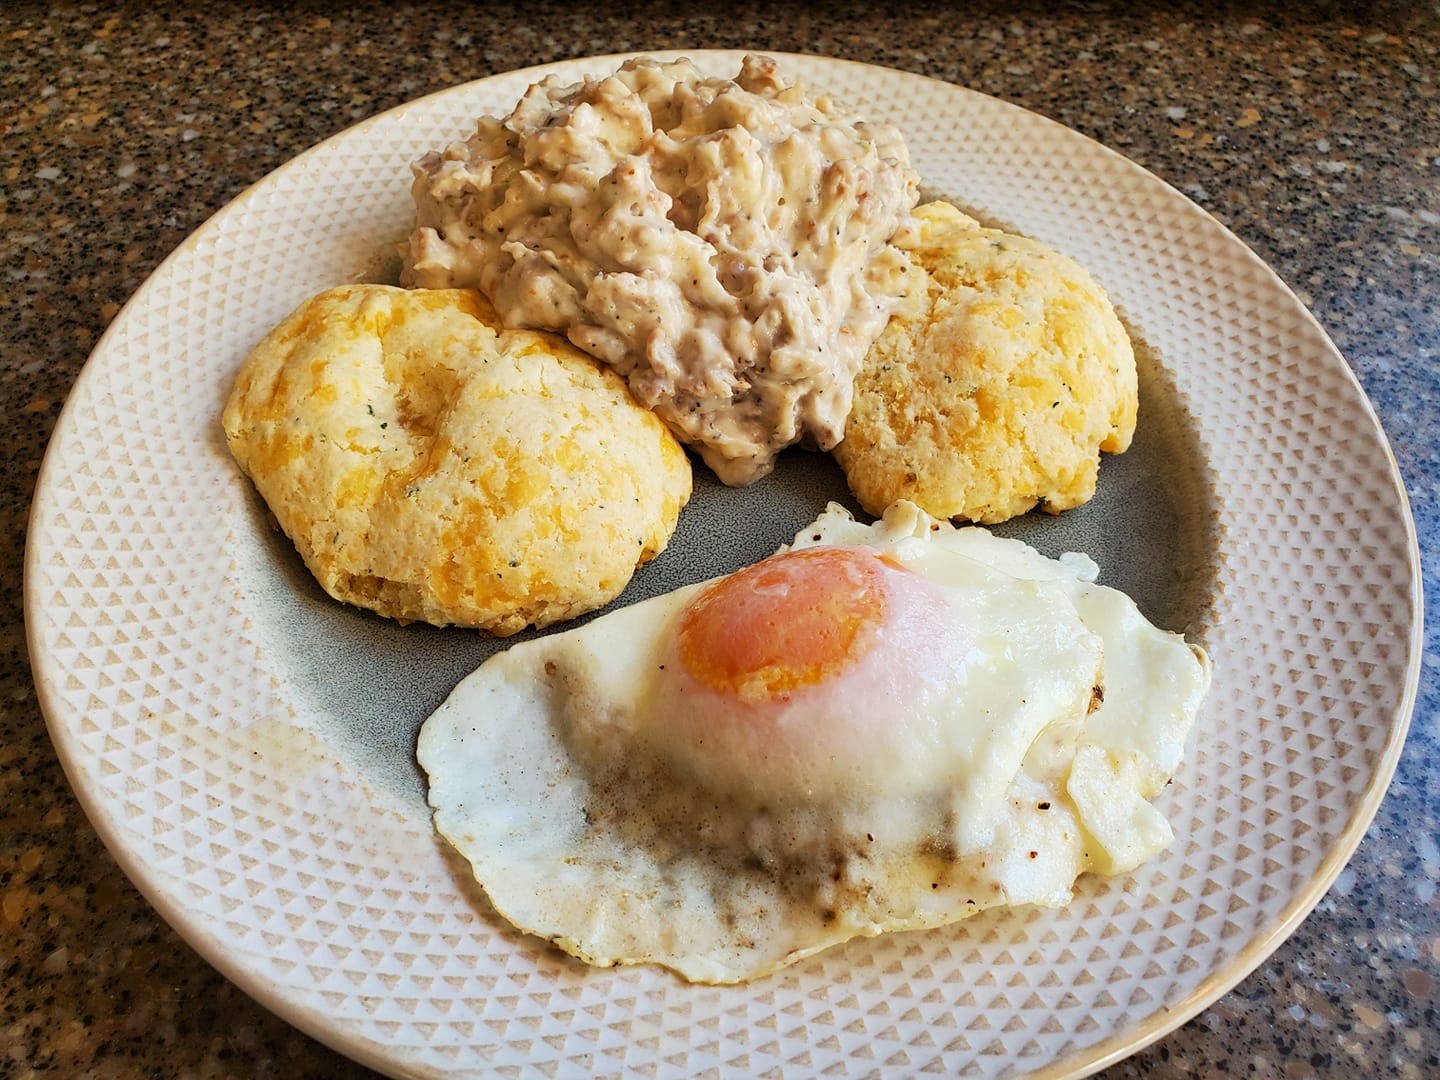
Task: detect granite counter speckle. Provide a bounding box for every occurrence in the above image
[3,1,1436,1076]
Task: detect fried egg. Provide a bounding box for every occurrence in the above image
[417,501,1211,983]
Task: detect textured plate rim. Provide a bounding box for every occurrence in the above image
[23,49,1424,1079]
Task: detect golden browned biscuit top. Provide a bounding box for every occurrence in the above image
[222,285,692,633]
[834,202,1137,524]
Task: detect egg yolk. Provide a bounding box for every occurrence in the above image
[676,546,899,702]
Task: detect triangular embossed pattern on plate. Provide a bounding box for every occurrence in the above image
[25,50,1422,1079]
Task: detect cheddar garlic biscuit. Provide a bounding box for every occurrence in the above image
[223,285,692,633]
[834,202,1137,524]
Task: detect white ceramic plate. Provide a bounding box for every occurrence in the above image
[25,51,1422,1078]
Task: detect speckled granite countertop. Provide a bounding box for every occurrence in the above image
[3,1,1436,1076]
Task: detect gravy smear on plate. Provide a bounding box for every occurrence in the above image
[402,55,919,484]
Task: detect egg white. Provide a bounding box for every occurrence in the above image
[417,500,1211,983]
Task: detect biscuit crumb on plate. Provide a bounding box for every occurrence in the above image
[222,285,692,633]
[834,201,1137,524]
